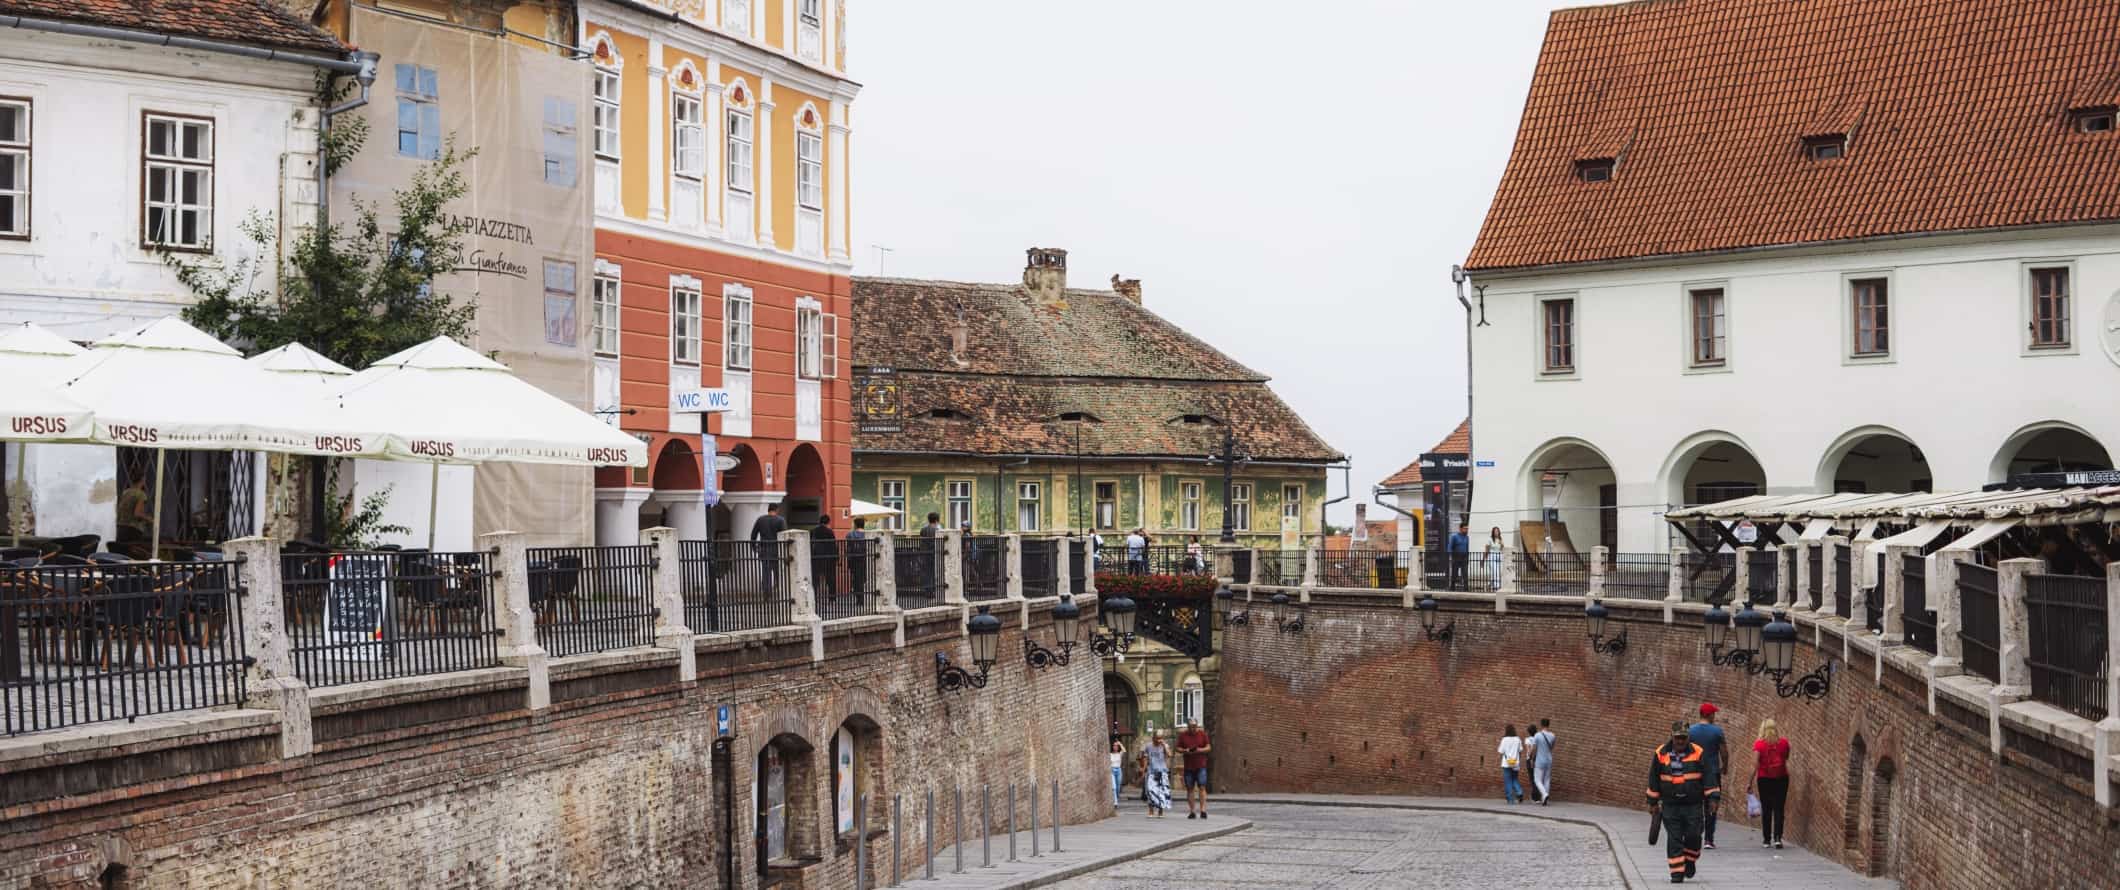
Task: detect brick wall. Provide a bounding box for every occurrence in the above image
[1214,591,2120,890]
[0,602,1107,889]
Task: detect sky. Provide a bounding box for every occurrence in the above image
[848,0,1578,526]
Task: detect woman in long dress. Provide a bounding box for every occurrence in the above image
[1484,527,1505,590]
[1139,730,1174,816]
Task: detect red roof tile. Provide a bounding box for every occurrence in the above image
[1379,419,1470,488]
[0,0,346,55]
[1465,0,2120,272]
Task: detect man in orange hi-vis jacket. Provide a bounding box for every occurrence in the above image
[1647,721,1721,883]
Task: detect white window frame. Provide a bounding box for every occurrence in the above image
[671,89,704,225]
[1017,481,1042,532]
[1536,294,1577,379]
[795,299,839,380]
[1180,481,1201,531]
[591,265,621,357]
[1229,483,1252,532]
[1282,484,1304,530]
[725,105,754,196]
[796,128,824,256]
[394,64,440,160]
[1685,282,1729,370]
[946,480,973,531]
[1840,271,1895,365]
[723,94,755,241]
[142,112,213,251]
[670,278,702,366]
[1176,677,1204,726]
[592,67,622,161]
[724,285,754,371]
[880,479,907,531]
[1093,480,1118,530]
[2021,260,2079,356]
[0,97,28,239]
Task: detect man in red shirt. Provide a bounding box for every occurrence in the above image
[1176,720,1212,819]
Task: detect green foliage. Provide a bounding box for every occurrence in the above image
[322,464,410,549]
[169,125,477,369]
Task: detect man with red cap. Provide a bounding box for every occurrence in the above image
[1687,702,1729,849]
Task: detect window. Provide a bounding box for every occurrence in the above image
[142,114,213,250]
[721,0,750,37]
[541,97,577,187]
[395,64,440,160]
[2030,267,2070,348]
[1176,677,1204,726]
[1850,277,1889,356]
[1017,482,1042,531]
[0,99,28,238]
[796,0,822,59]
[724,288,753,370]
[724,103,754,240]
[671,91,704,224]
[1180,482,1201,531]
[1282,484,1303,528]
[1229,483,1252,532]
[592,68,621,160]
[542,260,577,348]
[1803,134,1846,161]
[1689,287,1726,366]
[796,130,824,256]
[1057,411,1100,423]
[879,480,906,530]
[1541,298,1575,373]
[670,281,701,365]
[799,0,820,24]
[591,268,621,357]
[947,480,973,530]
[725,107,753,195]
[1094,482,1117,530]
[924,408,969,421]
[796,303,839,379]
[2072,107,2116,134]
[1575,158,1613,182]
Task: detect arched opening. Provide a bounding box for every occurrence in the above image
[756,733,818,877]
[1665,435,1767,507]
[1842,735,1867,855]
[1868,758,1897,878]
[785,443,827,528]
[830,715,886,848]
[1818,428,1931,494]
[1989,422,2112,483]
[725,443,766,492]
[1105,672,1139,742]
[1520,438,1619,560]
[643,438,705,536]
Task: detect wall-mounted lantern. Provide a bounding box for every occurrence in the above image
[1090,593,1137,657]
[1585,599,1626,655]
[937,605,1004,693]
[1761,610,1834,700]
[1272,592,1305,633]
[1026,595,1080,669]
[1416,593,1454,643]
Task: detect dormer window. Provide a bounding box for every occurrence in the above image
[2071,106,2116,134]
[1803,134,1847,161]
[924,408,969,421]
[1174,414,1212,425]
[1574,158,1614,182]
[1055,411,1102,423]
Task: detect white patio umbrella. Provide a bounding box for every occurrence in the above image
[0,323,91,546]
[50,319,393,557]
[249,343,359,541]
[847,499,899,519]
[332,336,647,547]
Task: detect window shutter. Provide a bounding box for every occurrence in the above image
[821,312,838,378]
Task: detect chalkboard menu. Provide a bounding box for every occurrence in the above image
[326,553,393,659]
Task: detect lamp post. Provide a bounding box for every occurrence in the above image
[1733,601,1770,674]
[1090,593,1136,657]
[1271,592,1305,634]
[937,605,1003,693]
[1585,599,1626,655]
[1761,610,1835,700]
[1416,593,1454,643]
[1213,423,1244,545]
[1026,595,1079,669]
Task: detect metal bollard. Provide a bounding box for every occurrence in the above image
[1030,782,1041,857]
[856,793,869,890]
[1007,783,1018,862]
[1052,778,1062,852]
[892,793,902,887]
[954,786,965,874]
[926,789,937,880]
[981,784,993,868]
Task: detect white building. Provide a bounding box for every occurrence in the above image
[0,6,365,546]
[1461,0,2120,557]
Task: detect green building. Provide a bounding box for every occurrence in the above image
[851,248,1341,750]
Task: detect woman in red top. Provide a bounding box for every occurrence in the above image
[1751,718,1792,848]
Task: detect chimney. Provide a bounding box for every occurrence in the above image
[948,307,970,365]
[1110,274,1142,305]
[1353,504,1368,542]
[1023,247,1068,307]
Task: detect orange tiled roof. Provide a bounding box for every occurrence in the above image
[1464,0,2120,272]
[1379,419,1469,489]
[0,0,347,55]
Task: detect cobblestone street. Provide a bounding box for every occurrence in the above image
[1043,802,1625,889]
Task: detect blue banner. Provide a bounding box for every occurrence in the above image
[701,432,720,507]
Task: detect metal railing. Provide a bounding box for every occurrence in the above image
[894,537,942,610]
[281,550,499,688]
[528,545,658,657]
[680,540,794,633]
[962,535,1007,601]
[1255,549,1300,586]
[1901,557,1936,654]
[1515,550,1589,595]
[1864,574,1884,634]
[1605,553,1668,600]
[815,536,881,621]
[1745,549,1778,605]
[1021,538,1059,598]
[1228,549,1251,586]
[1958,562,2001,683]
[1681,552,1734,603]
[2,558,248,736]
[1423,548,1505,592]
[1137,545,1211,576]
[1317,549,1392,589]
[1833,549,1852,618]
[2025,573,2107,721]
[1808,546,1823,606]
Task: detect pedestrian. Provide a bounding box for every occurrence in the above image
[1108,739,1127,807]
[750,502,788,591]
[1484,527,1505,590]
[809,517,838,603]
[1533,718,1557,805]
[1520,722,1543,802]
[1751,717,1791,849]
[1648,720,1720,883]
[1448,521,1471,591]
[1177,719,1212,819]
[1139,730,1173,816]
[1185,535,1206,574]
[845,518,868,596]
[1497,724,1525,804]
[1688,703,1728,849]
[920,512,942,599]
[1126,528,1149,575]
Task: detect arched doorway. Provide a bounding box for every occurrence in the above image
[1520,437,1619,559]
[1989,422,2112,483]
[1104,673,1138,742]
[756,733,816,877]
[646,438,705,540]
[1842,735,1866,855]
[1868,758,1897,877]
[1818,427,1931,494]
[1663,434,1767,507]
[785,443,827,528]
[830,715,885,842]
[719,443,771,545]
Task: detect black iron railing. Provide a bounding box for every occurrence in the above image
[680,540,794,633]
[1864,570,1884,634]
[1021,538,1059,598]
[2,558,248,736]
[893,537,942,610]
[1808,545,1824,605]
[1681,552,1735,604]
[1834,549,1852,618]
[1901,556,1936,654]
[1317,549,1389,589]
[1605,553,1668,600]
[1423,548,1504,592]
[1516,550,1589,595]
[962,535,1007,601]
[1958,562,2000,682]
[814,535,880,621]
[529,545,657,657]
[1746,548,1779,605]
[1256,550,1301,586]
[1229,548,1251,586]
[281,550,499,688]
[2025,573,2107,721]
[1067,539,1088,595]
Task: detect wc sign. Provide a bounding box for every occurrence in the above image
[672,388,733,413]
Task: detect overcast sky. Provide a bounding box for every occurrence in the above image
[849,0,1576,526]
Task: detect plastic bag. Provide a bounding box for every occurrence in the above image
[1745,792,1762,818]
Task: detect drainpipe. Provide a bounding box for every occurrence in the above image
[1452,264,1476,544]
[1319,461,1351,546]
[318,50,382,228]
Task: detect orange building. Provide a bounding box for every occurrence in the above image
[579,0,855,543]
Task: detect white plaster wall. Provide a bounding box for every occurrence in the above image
[23,444,118,545]
[1466,225,2120,554]
[353,460,476,552]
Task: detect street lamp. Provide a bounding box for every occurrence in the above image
[1733,601,1770,674]
[1585,599,1626,655]
[1218,585,1251,627]
[1703,603,1742,666]
[1416,593,1454,643]
[1272,592,1305,634]
[1090,593,1137,656]
[1761,610,1836,700]
[937,605,1004,693]
[1026,595,1080,670]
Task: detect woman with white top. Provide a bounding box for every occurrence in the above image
[1498,724,1525,804]
[1109,739,1126,806]
[1484,527,1505,590]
